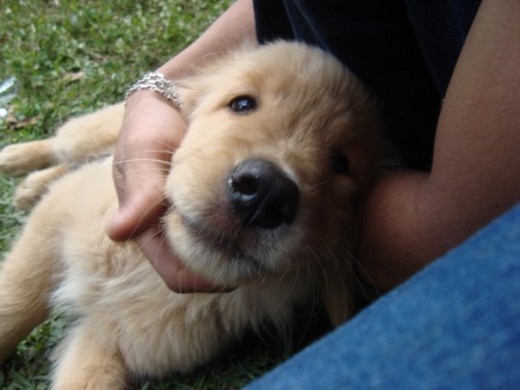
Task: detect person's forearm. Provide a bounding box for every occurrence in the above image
[156,0,255,79]
[357,0,520,290]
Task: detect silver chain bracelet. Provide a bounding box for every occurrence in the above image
[125,72,182,109]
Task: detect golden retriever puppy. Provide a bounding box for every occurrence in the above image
[0,41,382,388]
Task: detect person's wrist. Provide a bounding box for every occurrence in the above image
[125,72,182,110]
[123,87,188,149]
[124,88,162,107]
[123,88,182,119]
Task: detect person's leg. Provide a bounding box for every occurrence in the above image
[247,203,520,389]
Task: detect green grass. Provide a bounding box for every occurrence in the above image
[0,1,298,388]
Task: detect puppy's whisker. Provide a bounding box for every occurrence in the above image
[350,256,382,299]
[305,179,333,195]
[122,194,171,240]
[117,166,172,177]
[112,157,173,167]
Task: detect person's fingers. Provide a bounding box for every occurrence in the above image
[107,92,186,241]
[107,159,168,240]
[108,151,169,240]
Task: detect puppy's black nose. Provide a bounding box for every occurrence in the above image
[228,159,299,229]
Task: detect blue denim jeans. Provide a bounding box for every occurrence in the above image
[246,203,520,389]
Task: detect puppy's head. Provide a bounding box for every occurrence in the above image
[164,42,382,322]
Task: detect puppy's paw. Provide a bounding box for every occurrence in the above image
[0,140,54,176]
[13,165,69,211]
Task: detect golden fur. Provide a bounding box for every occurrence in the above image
[0,42,381,388]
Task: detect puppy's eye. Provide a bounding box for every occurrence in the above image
[228,95,257,114]
[329,152,349,174]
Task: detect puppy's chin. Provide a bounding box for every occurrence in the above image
[163,207,289,288]
[164,197,304,289]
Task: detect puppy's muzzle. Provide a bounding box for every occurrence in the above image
[228,159,299,229]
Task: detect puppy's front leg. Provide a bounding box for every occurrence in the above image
[0,139,56,176]
[0,192,69,365]
[52,320,128,390]
[0,230,60,364]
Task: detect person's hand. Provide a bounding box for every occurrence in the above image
[106,92,221,292]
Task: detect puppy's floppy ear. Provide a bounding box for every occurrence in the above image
[344,117,386,193]
[319,121,383,328]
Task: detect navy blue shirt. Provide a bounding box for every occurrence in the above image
[253,0,480,170]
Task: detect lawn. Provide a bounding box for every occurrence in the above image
[0,1,295,388]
